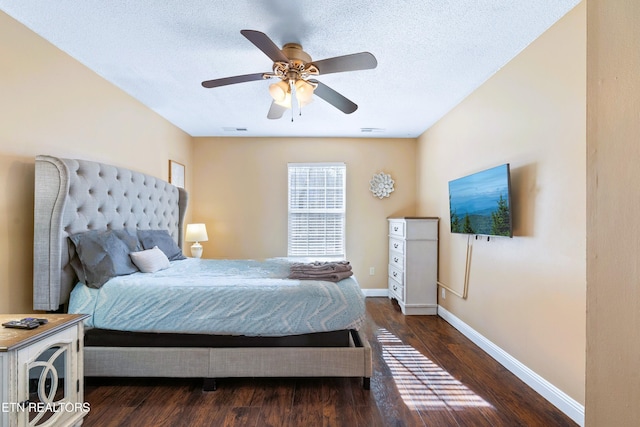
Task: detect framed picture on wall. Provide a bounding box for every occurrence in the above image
[169,160,185,188]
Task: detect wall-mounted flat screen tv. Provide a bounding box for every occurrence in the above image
[448,164,513,237]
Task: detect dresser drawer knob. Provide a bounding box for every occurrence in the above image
[393,271,398,277]
[393,257,399,263]
[393,226,399,232]
[393,285,397,291]
[393,243,399,249]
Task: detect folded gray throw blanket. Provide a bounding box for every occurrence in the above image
[288,261,353,282]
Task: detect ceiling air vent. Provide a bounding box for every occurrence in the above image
[222,127,248,132]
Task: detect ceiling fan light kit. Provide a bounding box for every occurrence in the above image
[268,79,314,110]
[201,30,377,120]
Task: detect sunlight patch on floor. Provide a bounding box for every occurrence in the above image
[378,329,493,410]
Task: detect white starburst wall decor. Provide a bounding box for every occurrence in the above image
[370,172,395,199]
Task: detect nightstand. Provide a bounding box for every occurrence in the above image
[0,313,89,427]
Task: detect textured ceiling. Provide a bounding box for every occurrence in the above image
[0,0,580,138]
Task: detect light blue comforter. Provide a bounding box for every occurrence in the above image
[68,258,365,336]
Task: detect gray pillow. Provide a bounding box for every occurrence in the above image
[68,229,139,288]
[137,229,186,261]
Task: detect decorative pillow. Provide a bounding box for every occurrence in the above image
[68,242,88,285]
[130,246,170,273]
[137,229,186,261]
[68,229,139,288]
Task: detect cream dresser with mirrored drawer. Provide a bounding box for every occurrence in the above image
[0,313,89,427]
[388,217,439,315]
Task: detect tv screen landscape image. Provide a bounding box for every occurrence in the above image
[448,164,513,237]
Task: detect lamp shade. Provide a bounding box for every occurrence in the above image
[295,80,314,106]
[274,91,292,108]
[185,223,208,242]
[269,80,289,103]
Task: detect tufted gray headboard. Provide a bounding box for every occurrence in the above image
[33,155,188,311]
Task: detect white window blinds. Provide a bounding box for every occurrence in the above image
[288,163,346,258]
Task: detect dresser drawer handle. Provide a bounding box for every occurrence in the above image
[393,243,399,249]
[393,257,399,263]
[393,226,399,232]
[392,271,398,278]
[393,285,397,291]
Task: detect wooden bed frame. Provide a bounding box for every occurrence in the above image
[32,155,371,389]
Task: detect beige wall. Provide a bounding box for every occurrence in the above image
[191,137,417,290]
[586,1,640,425]
[416,3,586,404]
[0,12,193,313]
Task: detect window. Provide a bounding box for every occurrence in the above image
[288,163,346,258]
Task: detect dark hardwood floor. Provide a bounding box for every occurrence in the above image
[83,298,577,426]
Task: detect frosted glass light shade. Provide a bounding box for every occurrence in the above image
[269,80,289,102]
[274,92,292,108]
[295,80,314,105]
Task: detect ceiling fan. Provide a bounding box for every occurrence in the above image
[201,30,377,120]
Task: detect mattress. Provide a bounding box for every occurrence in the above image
[68,258,366,337]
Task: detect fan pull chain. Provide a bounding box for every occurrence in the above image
[290,80,295,122]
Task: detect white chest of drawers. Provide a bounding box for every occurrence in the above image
[388,217,439,315]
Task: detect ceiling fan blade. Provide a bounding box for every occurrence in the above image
[267,101,287,119]
[241,30,289,63]
[309,80,358,114]
[201,73,266,88]
[311,52,377,75]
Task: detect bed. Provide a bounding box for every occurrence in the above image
[33,155,371,389]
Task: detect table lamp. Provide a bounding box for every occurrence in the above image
[185,223,208,258]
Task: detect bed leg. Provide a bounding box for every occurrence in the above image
[363,377,370,390]
[203,378,217,391]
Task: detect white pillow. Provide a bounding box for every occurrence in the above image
[130,246,170,273]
